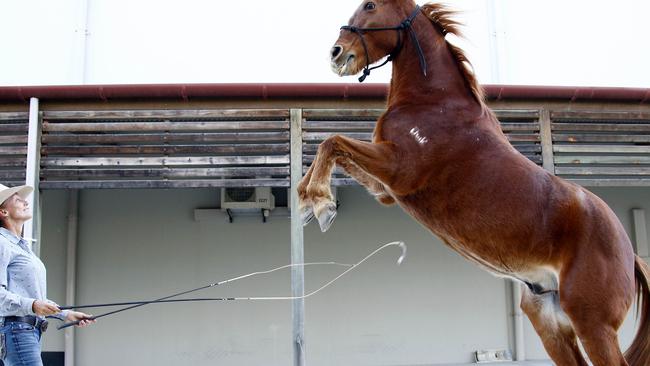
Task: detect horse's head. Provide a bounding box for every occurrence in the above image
[331,0,419,81]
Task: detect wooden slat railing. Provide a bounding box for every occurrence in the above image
[38,109,291,189]
[0,112,28,185]
[551,111,650,186]
[1,107,650,188]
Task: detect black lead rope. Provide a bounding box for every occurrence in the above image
[57,281,223,330]
[340,5,427,82]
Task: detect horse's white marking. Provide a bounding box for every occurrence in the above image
[409,127,429,145]
[537,292,573,330]
[576,188,587,206]
[518,266,560,292]
[518,267,573,330]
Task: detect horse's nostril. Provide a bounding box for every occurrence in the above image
[331,46,343,60]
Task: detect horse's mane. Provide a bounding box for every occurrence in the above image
[420,3,485,106]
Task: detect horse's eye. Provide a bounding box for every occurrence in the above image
[364,2,376,11]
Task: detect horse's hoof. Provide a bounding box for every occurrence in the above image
[301,206,314,226]
[317,202,337,232]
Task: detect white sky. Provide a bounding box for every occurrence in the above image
[1,0,649,87]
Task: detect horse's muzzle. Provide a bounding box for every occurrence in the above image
[330,47,357,76]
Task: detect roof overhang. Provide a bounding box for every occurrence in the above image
[0,83,648,104]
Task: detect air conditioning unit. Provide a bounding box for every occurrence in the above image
[221,187,275,210]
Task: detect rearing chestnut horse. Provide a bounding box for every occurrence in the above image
[297,1,650,365]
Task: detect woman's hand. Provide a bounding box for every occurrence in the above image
[32,300,60,316]
[65,311,96,327]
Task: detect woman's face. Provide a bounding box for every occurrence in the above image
[1,193,32,222]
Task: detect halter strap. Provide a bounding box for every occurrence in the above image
[340,5,427,82]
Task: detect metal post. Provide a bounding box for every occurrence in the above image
[65,191,80,366]
[24,98,42,255]
[512,281,525,361]
[290,109,306,366]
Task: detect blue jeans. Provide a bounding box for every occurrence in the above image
[0,322,43,366]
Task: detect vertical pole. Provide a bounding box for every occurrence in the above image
[289,109,305,366]
[512,282,525,361]
[539,109,555,175]
[633,209,649,258]
[24,98,42,255]
[486,0,506,84]
[65,191,80,366]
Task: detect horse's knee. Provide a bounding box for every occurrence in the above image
[318,136,338,156]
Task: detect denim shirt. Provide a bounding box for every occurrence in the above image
[0,227,66,320]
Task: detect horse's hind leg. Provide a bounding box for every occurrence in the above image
[559,250,634,366]
[520,286,589,366]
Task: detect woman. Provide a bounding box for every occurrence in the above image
[0,184,94,366]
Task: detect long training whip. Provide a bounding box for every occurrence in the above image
[57,241,406,330]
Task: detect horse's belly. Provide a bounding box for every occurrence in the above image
[440,235,559,292]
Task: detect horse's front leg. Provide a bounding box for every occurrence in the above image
[297,154,394,229]
[334,157,396,206]
[300,134,398,232]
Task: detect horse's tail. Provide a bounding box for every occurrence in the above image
[624,255,650,366]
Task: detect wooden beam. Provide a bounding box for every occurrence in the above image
[303,109,384,119]
[551,111,650,121]
[43,132,290,144]
[0,112,29,121]
[555,167,650,175]
[43,120,289,132]
[302,108,540,120]
[568,179,650,187]
[303,154,543,165]
[0,147,27,155]
[0,171,26,180]
[494,110,540,120]
[555,156,650,165]
[539,109,555,174]
[553,134,650,143]
[0,157,27,167]
[303,132,373,142]
[42,144,290,156]
[0,135,28,144]
[41,167,290,179]
[303,121,376,131]
[43,109,290,120]
[0,124,29,133]
[499,123,540,132]
[554,145,650,154]
[41,155,290,167]
[553,123,650,132]
[40,178,290,189]
[506,135,540,142]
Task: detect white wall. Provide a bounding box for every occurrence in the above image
[38,185,650,365]
[40,187,509,365]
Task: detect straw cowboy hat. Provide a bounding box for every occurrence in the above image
[0,184,33,206]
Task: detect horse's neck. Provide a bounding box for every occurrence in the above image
[388,17,481,114]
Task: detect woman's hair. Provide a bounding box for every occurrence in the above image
[0,198,8,228]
